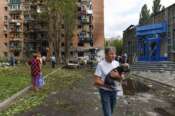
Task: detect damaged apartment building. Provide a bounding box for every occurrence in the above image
[0,0,104,61]
[62,0,104,61]
[0,0,48,60]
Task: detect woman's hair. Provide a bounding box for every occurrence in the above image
[33,53,38,58]
[105,47,116,55]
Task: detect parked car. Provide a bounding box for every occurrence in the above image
[66,60,79,69]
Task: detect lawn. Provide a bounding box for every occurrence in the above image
[0,68,93,116]
[0,64,55,102]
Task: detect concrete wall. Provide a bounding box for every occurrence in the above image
[92,0,104,48]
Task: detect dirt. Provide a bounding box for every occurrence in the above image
[16,70,175,116]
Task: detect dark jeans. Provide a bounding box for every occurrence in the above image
[99,89,117,116]
[51,61,56,68]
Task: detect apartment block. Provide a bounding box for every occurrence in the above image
[8,0,24,58]
[23,0,48,57]
[66,0,104,60]
[7,0,48,59]
[0,0,104,61]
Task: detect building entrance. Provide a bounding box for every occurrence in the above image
[146,38,160,61]
[136,22,168,61]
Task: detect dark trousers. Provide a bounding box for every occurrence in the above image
[52,61,55,68]
[99,89,117,116]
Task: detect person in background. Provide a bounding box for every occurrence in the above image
[94,47,123,116]
[10,54,15,66]
[42,56,46,65]
[51,53,56,68]
[28,53,41,91]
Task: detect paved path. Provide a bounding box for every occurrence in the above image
[15,69,175,116]
[132,71,175,88]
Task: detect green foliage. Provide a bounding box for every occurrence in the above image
[139,4,150,25]
[0,64,54,102]
[46,0,77,63]
[0,68,85,115]
[62,0,77,63]
[105,40,110,47]
[111,39,123,55]
[105,39,123,55]
[0,92,46,116]
[0,66,30,101]
[152,0,163,16]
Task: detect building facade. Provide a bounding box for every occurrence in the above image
[58,0,104,61]
[0,0,104,61]
[72,0,104,60]
[92,0,104,48]
[123,25,137,64]
[0,0,9,59]
[123,3,175,63]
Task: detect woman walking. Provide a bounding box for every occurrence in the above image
[28,53,41,91]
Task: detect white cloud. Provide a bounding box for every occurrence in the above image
[104,0,175,38]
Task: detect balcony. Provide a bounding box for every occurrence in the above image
[9,7,22,12]
[3,28,8,32]
[9,46,22,52]
[82,25,90,32]
[4,20,8,25]
[79,10,86,15]
[24,17,34,22]
[81,16,90,24]
[9,41,22,52]
[22,5,31,11]
[80,0,91,3]
[9,29,22,33]
[86,9,93,15]
[9,19,21,24]
[79,32,93,43]
[84,37,93,43]
[8,0,21,4]
[9,37,22,41]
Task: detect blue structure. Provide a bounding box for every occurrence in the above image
[136,22,168,61]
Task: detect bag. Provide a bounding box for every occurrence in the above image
[37,74,45,88]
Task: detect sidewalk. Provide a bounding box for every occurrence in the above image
[1,68,175,116]
[131,71,175,88]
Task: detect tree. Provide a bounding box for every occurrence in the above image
[46,0,76,64]
[111,39,123,55]
[152,0,163,16]
[46,0,64,63]
[139,4,150,25]
[105,40,110,47]
[105,39,123,55]
[63,0,77,64]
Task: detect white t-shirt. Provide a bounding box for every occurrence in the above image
[51,56,56,62]
[95,59,121,91]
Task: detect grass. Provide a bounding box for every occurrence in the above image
[0,64,55,102]
[0,68,91,116]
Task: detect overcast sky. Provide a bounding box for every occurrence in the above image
[104,0,175,39]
